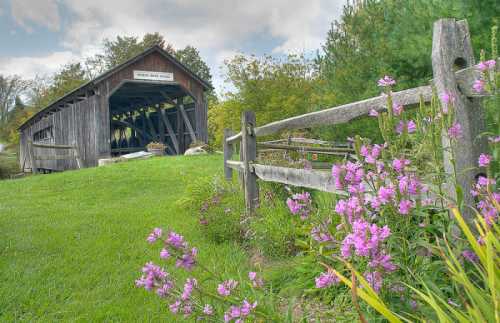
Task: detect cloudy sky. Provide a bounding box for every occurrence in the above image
[0,0,346,94]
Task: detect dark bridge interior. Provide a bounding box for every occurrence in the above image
[108,81,197,156]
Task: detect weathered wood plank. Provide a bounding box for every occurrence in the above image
[253,63,494,137]
[226,160,244,172]
[159,107,179,153]
[32,143,75,149]
[226,132,242,144]
[431,19,487,221]
[253,164,347,196]
[35,155,75,160]
[254,86,432,136]
[27,140,37,174]
[179,104,197,143]
[257,142,354,153]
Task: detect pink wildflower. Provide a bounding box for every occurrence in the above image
[217,279,238,297]
[478,154,491,167]
[369,109,379,117]
[473,79,485,93]
[393,103,403,116]
[462,250,478,263]
[248,271,264,288]
[440,91,454,107]
[476,59,496,71]
[364,271,383,293]
[396,120,416,134]
[398,200,413,215]
[378,75,396,87]
[203,304,214,315]
[160,248,170,259]
[378,185,396,204]
[392,158,410,173]
[315,272,339,288]
[147,228,163,243]
[448,122,462,139]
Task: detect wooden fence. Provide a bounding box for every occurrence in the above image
[223,19,495,217]
[26,140,82,174]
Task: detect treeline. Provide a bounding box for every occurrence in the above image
[209,0,498,146]
[1,0,497,149]
[0,33,212,145]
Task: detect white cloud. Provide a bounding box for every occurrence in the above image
[0,51,80,79]
[11,0,60,32]
[2,0,346,94]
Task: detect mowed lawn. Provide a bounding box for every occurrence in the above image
[0,155,249,322]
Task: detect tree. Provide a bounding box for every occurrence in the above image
[30,63,88,111]
[0,75,29,129]
[208,54,334,147]
[175,46,212,85]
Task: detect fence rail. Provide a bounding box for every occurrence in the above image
[27,140,82,174]
[223,18,494,217]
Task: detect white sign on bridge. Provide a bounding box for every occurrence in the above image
[133,70,174,82]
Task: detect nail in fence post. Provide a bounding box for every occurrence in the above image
[223,128,234,181]
[241,111,259,214]
[431,19,487,221]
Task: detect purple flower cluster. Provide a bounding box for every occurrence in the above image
[378,75,396,87]
[471,175,499,226]
[315,271,340,289]
[341,219,391,258]
[224,300,258,323]
[311,220,334,243]
[396,120,417,134]
[217,279,238,297]
[286,191,312,220]
[360,144,383,164]
[135,261,171,291]
[476,59,496,71]
[248,272,264,288]
[332,161,365,193]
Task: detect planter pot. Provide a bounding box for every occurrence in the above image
[147,147,165,156]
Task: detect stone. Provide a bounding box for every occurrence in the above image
[184,146,207,155]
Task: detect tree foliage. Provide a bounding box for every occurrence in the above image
[208,54,334,147]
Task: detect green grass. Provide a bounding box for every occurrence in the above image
[0,155,250,322]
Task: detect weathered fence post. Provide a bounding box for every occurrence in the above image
[241,111,259,214]
[223,129,234,181]
[431,19,487,221]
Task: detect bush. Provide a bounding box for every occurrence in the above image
[0,152,19,179]
[179,175,244,244]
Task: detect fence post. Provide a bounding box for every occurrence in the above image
[431,19,487,221]
[27,140,37,174]
[241,111,259,214]
[223,129,234,181]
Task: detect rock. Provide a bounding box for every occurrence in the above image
[121,151,154,159]
[184,146,207,155]
[98,151,153,166]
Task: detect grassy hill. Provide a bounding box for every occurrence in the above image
[0,155,250,321]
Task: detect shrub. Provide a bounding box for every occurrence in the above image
[179,176,244,244]
[0,152,19,179]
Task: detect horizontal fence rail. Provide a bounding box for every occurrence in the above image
[27,140,82,174]
[223,19,496,217]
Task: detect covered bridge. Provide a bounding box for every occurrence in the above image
[19,45,211,172]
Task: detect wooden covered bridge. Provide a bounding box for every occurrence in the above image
[18,45,211,173]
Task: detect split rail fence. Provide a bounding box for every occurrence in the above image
[223,19,496,217]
